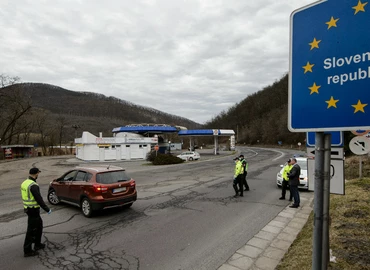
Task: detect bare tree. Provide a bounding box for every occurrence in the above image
[32,109,50,155]
[0,74,20,87]
[55,114,69,148]
[0,76,32,145]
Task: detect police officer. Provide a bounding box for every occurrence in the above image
[233,157,244,197]
[239,155,249,191]
[279,159,293,201]
[21,168,51,257]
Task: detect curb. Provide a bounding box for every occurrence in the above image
[218,192,314,270]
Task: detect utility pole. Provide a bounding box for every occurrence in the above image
[72,125,80,140]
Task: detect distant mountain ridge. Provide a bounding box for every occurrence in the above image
[1,82,202,144]
[19,82,201,126]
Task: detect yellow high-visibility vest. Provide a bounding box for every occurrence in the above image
[282,165,293,181]
[21,179,40,209]
[234,161,244,176]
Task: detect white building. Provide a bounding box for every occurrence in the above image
[75,131,158,161]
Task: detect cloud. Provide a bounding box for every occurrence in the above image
[0,0,316,124]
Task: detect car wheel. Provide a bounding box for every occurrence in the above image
[81,197,94,218]
[47,189,60,205]
[189,157,193,161]
[277,184,282,188]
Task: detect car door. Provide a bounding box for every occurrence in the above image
[68,171,92,205]
[56,170,77,201]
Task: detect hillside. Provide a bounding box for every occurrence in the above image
[0,82,202,146]
[204,74,305,145]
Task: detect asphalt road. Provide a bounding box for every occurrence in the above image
[0,147,303,270]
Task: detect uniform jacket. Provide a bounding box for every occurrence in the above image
[234,160,244,178]
[240,158,248,173]
[21,177,50,213]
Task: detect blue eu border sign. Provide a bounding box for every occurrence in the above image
[306,131,343,147]
[289,0,370,132]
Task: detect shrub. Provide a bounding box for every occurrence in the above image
[146,151,157,162]
[148,152,184,165]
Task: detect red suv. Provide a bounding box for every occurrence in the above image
[47,166,137,217]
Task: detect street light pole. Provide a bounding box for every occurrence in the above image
[72,125,80,139]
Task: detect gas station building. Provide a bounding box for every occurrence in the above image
[74,124,235,161]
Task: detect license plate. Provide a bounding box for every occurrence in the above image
[113,187,126,193]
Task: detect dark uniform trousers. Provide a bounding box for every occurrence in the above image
[281,180,292,200]
[24,208,43,253]
[243,171,249,190]
[233,174,244,196]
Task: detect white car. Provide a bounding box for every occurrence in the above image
[177,151,200,161]
[276,157,308,189]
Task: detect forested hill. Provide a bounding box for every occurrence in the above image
[15,83,200,126]
[204,74,305,145]
[0,82,201,145]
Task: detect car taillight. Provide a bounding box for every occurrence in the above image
[130,180,136,187]
[93,185,108,193]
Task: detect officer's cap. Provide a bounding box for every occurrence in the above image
[29,167,41,174]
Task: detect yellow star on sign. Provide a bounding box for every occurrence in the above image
[302,62,314,73]
[352,100,368,113]
[309,82,321,94]
[353,0,368,15]
[326,16,339,29]
[309,38,321,50]
[326,96,339,108]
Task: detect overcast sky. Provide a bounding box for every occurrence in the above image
[0,0,316,124]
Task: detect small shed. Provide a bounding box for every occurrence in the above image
[1,145,35,159]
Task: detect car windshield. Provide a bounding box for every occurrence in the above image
[297,159,308,170]
[96,171,131,184]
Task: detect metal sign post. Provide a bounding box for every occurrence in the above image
[322,134,331,269]
[313,132,324,269]
[154,144,159,157]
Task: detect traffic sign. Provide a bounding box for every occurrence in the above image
[306,131,343,147]
[351,130,370,136]
[308,159,344,195]
[349,136,370,155]
[307,147,344,159]
[289,0,370,131]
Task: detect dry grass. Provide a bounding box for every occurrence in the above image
[344,155,370,179]
[276,157,370,270]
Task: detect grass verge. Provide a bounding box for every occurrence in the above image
[277,156,370,269]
